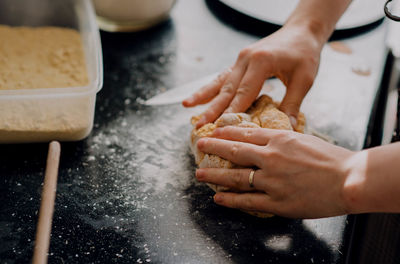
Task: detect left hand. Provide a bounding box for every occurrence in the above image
[195,126,356,218]
[182,25,322,129]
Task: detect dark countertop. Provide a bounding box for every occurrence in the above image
[0,1,390,263]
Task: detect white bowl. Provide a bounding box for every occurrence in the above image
[92,0,176,32]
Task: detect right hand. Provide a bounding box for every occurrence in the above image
[183,24,324,129]
[195,126,356,218]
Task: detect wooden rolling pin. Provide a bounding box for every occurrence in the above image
[32,141,61,264]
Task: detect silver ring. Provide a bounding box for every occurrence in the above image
[249,170,255,188]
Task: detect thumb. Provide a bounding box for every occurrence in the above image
[279,74,313,128]
[279,95,302,129]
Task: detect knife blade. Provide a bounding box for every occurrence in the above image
[143,72,219,106]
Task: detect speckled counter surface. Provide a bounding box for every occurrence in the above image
[0,1,389,263]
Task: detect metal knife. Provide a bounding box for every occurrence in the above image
[143,72,285,106]
[143,72,220,106]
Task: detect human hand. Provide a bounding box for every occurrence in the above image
[195,126,356,219]
[183,25,323,129]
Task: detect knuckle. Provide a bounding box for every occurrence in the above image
[238,48,251,60]
[273,131,289,142]
[261,145,283,165]
[232,171,242,188]
[236,83,252,96]
[260,148,273,161]
[214,73,226,85]
[220,82,235,95]
[229,143,240,158]
[213,78,221,86]
[271,132,296,146]
[204,108,219,120]
[282,132,298,144]
[251,50,272,61]
[244,129,254,141]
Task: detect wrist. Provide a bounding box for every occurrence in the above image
[283,0,352,49]
[284,18,330,50]
[342,150,368,214]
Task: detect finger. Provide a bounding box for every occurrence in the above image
[196,168,266,192]
[279,70,313,128]
[195,66,247,128]
[213,192,273,213]
[225,60,269,113]
[213,126,283,145]
[182,69,231,107]
[197,138,263,168]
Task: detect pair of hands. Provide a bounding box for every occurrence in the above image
[183,26,357,218]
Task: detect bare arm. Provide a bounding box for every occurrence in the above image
[183,0,352,128]
[345,142,400,213]
[285,0,352,44]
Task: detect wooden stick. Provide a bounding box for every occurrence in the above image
[32,141,61,264]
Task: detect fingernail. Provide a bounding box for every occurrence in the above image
[214,194,223,203]
[212,128,222,137]
[186,96,194,104]
[197,138,206,150]
[199,115,207,124]
[196,169,205,180]
[196,116,207,128]
[225,107,233,113]
[289,116,297,128]
[182,97,193,106]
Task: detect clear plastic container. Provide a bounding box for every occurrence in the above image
[0,0,103,143]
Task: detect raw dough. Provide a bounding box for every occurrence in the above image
[329,41,352,55]
[190,95,305,218]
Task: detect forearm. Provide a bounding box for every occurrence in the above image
[344,142,400,213]
[285,0,352,46]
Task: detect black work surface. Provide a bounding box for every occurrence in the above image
[0,1,392,263]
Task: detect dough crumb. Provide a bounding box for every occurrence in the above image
[329,41,352,55]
